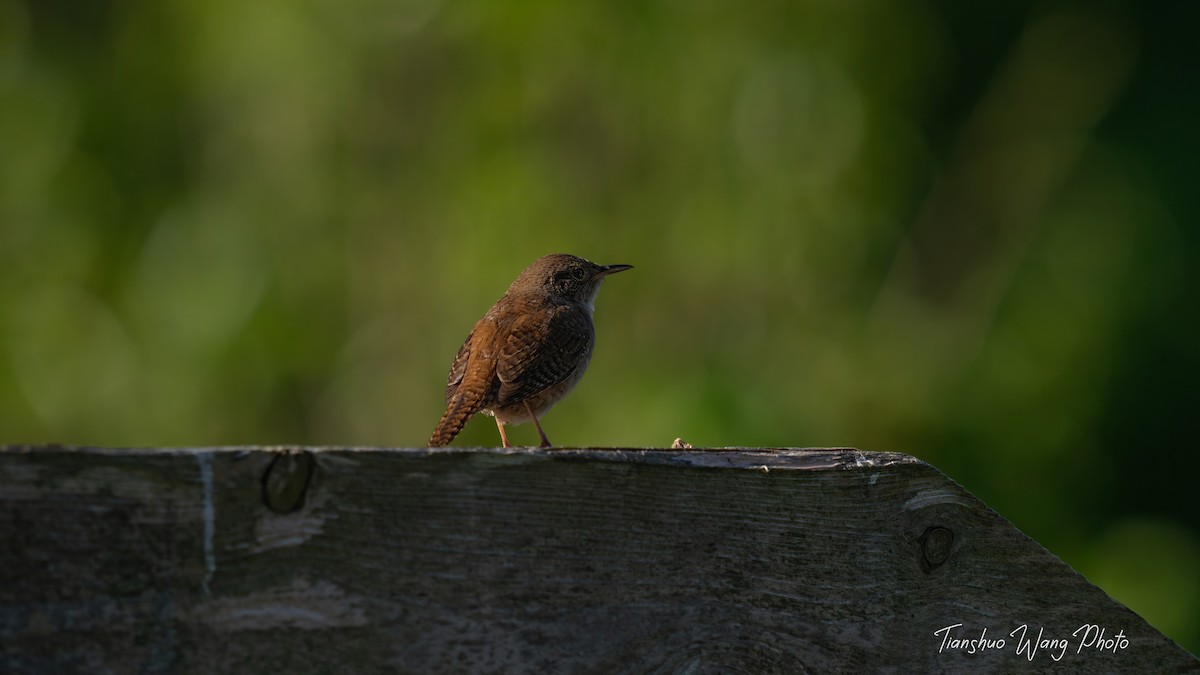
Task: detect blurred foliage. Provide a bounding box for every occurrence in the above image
[1,0,1197,654]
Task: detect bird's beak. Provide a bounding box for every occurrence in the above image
[593,264,633,279]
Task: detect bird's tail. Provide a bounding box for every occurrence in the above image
[429,387,485,447]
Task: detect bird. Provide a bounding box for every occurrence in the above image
[429,253,632,448]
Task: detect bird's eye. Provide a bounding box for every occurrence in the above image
[571,268,588,281]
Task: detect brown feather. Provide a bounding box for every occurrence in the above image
[430,320,500,446]
[496,304,592,407]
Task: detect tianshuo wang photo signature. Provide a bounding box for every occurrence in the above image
[935,623,1130,662]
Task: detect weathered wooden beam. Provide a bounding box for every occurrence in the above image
[0,446,1195,673]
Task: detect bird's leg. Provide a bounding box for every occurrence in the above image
[494,418,511,448]
[524,400,552,447]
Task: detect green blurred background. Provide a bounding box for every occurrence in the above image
[2,0,1197,654]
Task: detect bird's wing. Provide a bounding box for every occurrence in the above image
[495,304,592,407]
[443,328,475,404]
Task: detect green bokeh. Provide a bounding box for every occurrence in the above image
[1,0,1197,654]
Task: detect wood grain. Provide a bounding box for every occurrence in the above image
[0,446,1195,673]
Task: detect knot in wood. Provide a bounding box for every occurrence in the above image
[262,451,315,514]
[920,525,954,572]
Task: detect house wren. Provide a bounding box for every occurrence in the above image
[429,253,632,447]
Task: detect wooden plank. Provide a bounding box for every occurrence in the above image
[0,445,1196,673]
